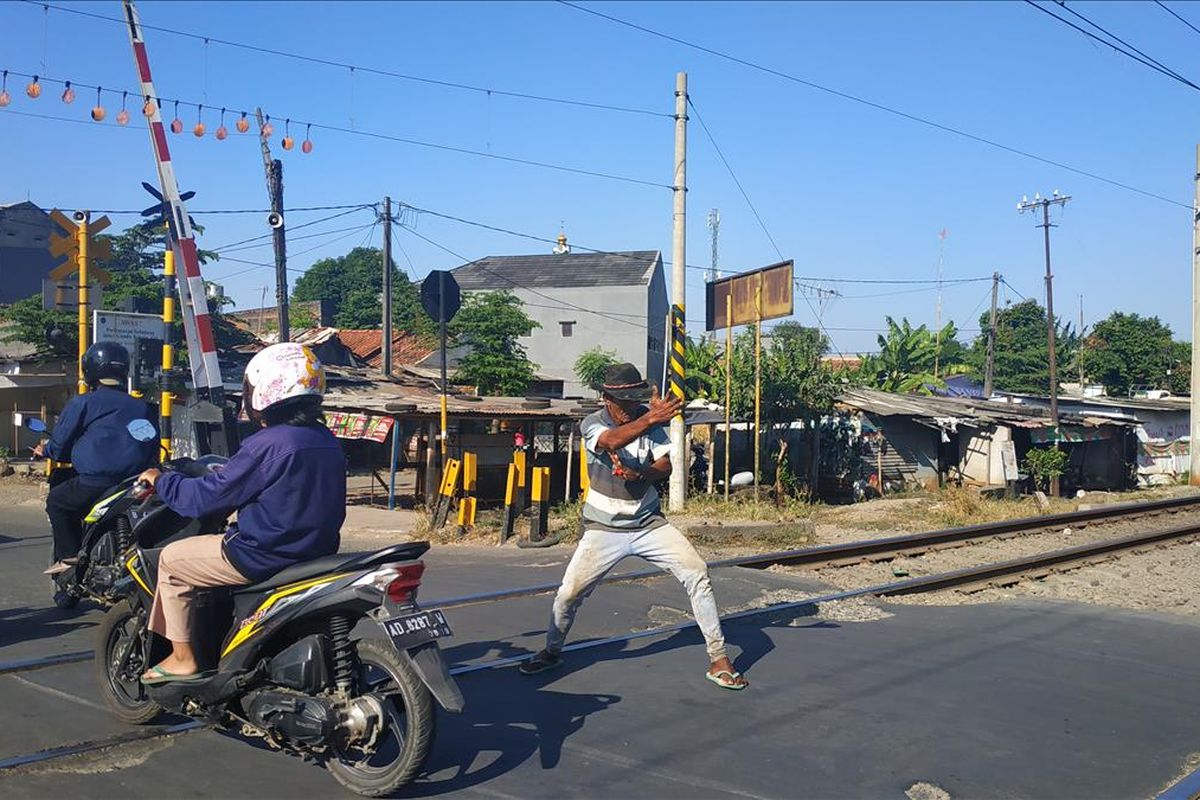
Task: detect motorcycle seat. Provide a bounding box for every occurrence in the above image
[235,541,431,595]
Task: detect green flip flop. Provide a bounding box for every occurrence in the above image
[705,669,748,691]
[141,665,205,685]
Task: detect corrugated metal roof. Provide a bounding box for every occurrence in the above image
[446,250,660,290]
[838,388,1135,429]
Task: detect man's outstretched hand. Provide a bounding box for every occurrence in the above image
[644,385,682,425]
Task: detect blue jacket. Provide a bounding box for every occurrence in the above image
[156,423,346,582]
[44,388,158,487]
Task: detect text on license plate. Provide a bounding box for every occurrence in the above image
[383,609,452,645]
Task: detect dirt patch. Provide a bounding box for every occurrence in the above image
[906,782,951,800]
[1152,752,1200,800]
[10,734,179,776]
[0,475,47,507]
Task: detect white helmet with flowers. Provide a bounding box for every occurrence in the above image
[243,342,326,414]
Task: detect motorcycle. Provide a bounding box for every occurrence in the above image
[24,417,225,610]
[96,473,463,796]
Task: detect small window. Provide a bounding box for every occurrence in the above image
[560,320,576,337]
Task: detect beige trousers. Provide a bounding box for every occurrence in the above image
[148,534,250,643]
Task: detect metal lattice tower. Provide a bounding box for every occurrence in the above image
[706,208,720,282]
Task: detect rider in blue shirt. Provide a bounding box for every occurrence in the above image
[38,342,157,574]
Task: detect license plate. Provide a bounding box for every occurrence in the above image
[382,609,452,649]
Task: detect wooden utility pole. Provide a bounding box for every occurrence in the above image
[255,108,288,341]
[984,271,1000,398]
[668,71,688,512]
[382,196,393,378]
[1018,191,1070,496]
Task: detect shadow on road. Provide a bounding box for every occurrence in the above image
[0,605,95,648]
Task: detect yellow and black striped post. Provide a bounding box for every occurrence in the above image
[457,451,478,534]
[578,439,589,502]
[160,248,176,461]
[528,466,551,542]
[433,457,461,529]
[500,461,519,544]
[512,448,527,515]
[668,303,686,401]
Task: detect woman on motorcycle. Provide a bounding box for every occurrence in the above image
[136,343,347,684]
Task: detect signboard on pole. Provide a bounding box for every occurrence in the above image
[93,310,165,349]
[704,260,794,331]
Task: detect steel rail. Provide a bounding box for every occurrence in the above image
[3,517,1199,774]
[4,494,1199,678]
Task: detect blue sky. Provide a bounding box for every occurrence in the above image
[2,0,1197,355]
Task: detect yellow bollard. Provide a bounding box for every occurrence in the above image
[528,466,551,542]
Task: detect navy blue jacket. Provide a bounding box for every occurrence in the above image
[156,423,346,582]
[44,388,158,487]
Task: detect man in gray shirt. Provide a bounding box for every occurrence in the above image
[520,363,748,690]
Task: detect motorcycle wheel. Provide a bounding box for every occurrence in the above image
[94,600,162,725]
[326,638,435,797]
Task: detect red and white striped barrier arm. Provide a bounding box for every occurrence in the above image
[122,0,224,405]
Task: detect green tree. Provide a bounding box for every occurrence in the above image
[292,247,427,334]
[0,224,251,355]
[574,346,619,392]
[858,317,967,394]
[965,299,1076,394]
[1080,312,1184,396]
[450,290,539,396]
[1168,340,1191,395]
[730,322,837,424]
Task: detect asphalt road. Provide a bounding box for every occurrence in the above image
[2,502,1200,799]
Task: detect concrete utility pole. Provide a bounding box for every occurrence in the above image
[1018,190,1070,496]
[381,196,393,379]
[255,108,288,341]
[1190,145,1200,487]
[669,72,688,513]
[984,271,1000,398]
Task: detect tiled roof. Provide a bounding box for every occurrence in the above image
[337,329,435,372]
[445,250,661,290]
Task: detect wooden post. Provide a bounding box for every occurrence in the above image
[564,424,576,502]
[424,420,437,508]
[753,281,762,501]
[724,292,732,502]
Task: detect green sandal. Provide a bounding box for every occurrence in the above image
[141,665,205,685]
[705,669,748,690]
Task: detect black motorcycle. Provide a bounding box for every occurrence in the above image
[96,477,463,796]
[25,417,225,609]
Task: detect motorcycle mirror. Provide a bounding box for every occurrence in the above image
[127,419,157,442]
[24,418,47,433]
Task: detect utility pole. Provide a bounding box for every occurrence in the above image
[984,271,1000,398]
[382,196,393,379]
[255,108,288,341]
[1018,190,1070,496]
[1078,294,1085,390]
[668,72,688,513]
[1191,145,1200,487]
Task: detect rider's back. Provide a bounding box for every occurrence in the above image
[46,387,157,487]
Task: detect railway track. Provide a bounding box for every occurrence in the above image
[2,494,1199,772]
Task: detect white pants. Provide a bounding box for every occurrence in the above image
[545,524,727,661]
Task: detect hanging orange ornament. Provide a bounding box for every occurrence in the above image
[0,71,11,107]
[301,123,313,154]
[60,80,75,104]
[215,107,227,140]
[116,91,130,125]
[281,118,294,150]
[170,100,183,134]
[193,104,205,137]
[143,95,156,117]
[236,111,250,133]
[90,86,105,121]
[26,75,41,99]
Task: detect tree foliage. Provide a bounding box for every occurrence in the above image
[292,247,427,334]
[858,317,967,394]
[574,346,619,392]
[1080,312,1187,396]
[0,223,251,356]
[965,300,1076,394]
[729,321,837,424]
[450,290,539,396]
[684,335,723,400]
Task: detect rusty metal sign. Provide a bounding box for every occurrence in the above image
[705,260,794,331]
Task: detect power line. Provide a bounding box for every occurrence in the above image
[1155,0,1200,38]
[1001,278,1029,301]
[1,69,671,191]
[24,0,671,119]
[795,276,991,285]
[1023,1,1200,92]
[217,223,375,255]
[557,0,1192,210]
[210,207,372,252]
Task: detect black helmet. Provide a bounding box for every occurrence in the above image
[82,341,130,388]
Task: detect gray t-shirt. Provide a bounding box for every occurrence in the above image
[580,409,671,532]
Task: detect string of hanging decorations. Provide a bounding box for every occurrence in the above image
[0,68,315,154]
